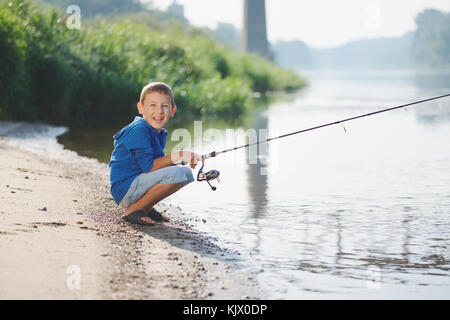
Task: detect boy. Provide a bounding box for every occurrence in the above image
[109,82,202,226]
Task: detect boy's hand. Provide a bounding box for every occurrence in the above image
[177,151,202,169]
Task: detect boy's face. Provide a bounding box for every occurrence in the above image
[137,91,174,133]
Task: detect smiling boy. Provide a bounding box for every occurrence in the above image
[109,82,202,226]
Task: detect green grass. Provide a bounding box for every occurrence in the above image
[0,0,306,127]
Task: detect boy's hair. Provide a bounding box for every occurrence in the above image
[140,82,175,107]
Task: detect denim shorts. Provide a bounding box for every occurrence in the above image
[119,165,194,209]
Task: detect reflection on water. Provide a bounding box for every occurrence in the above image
[59,70,450,299]
[176,70,450,299]
[58,127,121,164]
[246,112,269,253]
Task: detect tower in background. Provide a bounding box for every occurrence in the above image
[168,0,184,18]
[242,0,269,58]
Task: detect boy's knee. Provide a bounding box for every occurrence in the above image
[173,166,186,179]
[159,165,194,185]
[183,166,195,182]
[167,166,193,184]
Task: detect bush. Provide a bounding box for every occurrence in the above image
[0,0,306,127]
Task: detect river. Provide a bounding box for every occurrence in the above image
[58,69,450,299]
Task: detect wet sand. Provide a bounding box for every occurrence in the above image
[0,126,262,299]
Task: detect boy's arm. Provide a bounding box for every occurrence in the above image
[148,154,177,172]
[147,151,202,172]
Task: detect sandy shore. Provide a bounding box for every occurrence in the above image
[0,124,262,300]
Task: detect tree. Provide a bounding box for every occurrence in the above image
[412,9,450,69]
[40,0,146,16]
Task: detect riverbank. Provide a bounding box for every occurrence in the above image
[0,122,262,299]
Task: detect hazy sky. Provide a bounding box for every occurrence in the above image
[144,0,450,48]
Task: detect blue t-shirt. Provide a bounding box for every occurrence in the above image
[109,116,168,205]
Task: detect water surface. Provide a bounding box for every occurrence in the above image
[59,69,450,299]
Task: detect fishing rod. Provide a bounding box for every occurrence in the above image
[196,93,450,190]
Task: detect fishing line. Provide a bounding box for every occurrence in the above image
[202,93,449,159]
[197,93,449,190]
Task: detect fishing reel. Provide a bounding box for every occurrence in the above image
[197,159,220,191]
